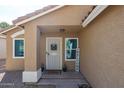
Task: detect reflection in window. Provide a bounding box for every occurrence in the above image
[13,39,24,58]
[65,38,78,61]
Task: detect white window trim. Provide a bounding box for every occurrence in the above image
[65,38,78,61]
[11,30,25,38]
[0,35,6,39]
[13,38,25,59]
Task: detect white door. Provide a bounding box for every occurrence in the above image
[46,37,62,70]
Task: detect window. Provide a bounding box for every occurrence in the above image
[65,38,78,61]
[13,38,24,58]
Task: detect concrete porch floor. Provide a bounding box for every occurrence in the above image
[39,70,90,88]
[0,60,90,88]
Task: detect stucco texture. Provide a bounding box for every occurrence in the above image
[79,6,124,87]
[39,30,79,70]
[23,5,92,71]
[5,5,91,71]
[4,5,124,87]
[5,28,24,71]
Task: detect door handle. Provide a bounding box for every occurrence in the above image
[46,52,50,55]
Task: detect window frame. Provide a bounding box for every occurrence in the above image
[65,38,78,61]
[13,38,25,59]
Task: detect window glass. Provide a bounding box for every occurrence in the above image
[66,50,76,59]
[66,39,77,49]
[65,38,78,61]
[14,39,24,57]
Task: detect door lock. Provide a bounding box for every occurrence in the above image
[46,52,50,55]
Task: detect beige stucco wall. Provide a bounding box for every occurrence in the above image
[6,28,24,71]
[79,6,124,87]
[24,24,38,71]
[0,38,6,59]
[40,31,79,70]
[25,5,92,26]
[5,5,90,71]
[37,28,41,70]
[23,5,92,71]
[4,5,124,87]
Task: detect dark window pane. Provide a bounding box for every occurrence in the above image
[66,50,76,59]
[15,40,24,57]
[70,39,77,49]
[66,39,77,49]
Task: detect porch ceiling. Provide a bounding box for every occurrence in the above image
[37,25,81,33]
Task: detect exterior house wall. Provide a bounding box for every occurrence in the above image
[3,5,124,85]
[37,28,41,70]
[24,5,92,26]
[24,5,91,71]
[24,24,38,71]
[0,38,6,60]
[79,6,124,87]
[40,31,79,70]
[6,28,24,71]
[5,5,91,71]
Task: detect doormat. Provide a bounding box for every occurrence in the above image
[44,70,61,75]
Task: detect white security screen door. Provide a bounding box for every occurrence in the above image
[46,37,62,70]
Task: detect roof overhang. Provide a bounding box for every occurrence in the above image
[82,5,109,27]
[0,5,65,35]
[0,25,17,34]
[0,5,108,34]
[15,5,65,26]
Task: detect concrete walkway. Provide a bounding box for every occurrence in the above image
[0,60,90,88]
[39,71,89,88]
[0,59,23,87]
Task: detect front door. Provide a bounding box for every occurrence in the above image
[46,37,62,70]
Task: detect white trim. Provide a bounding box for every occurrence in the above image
[46,37,62,70]
[11,30,25,38]
[0,35,6,39]
[82,5,108,27]
[0,26,17,34]
[12,38,25,59]
[22,68,42,82]
[65,38,79,61]
[16,5,65,26]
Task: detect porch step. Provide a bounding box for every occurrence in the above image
[24,83,56,88]
[38,78,89,88]
[41,71,84,79]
